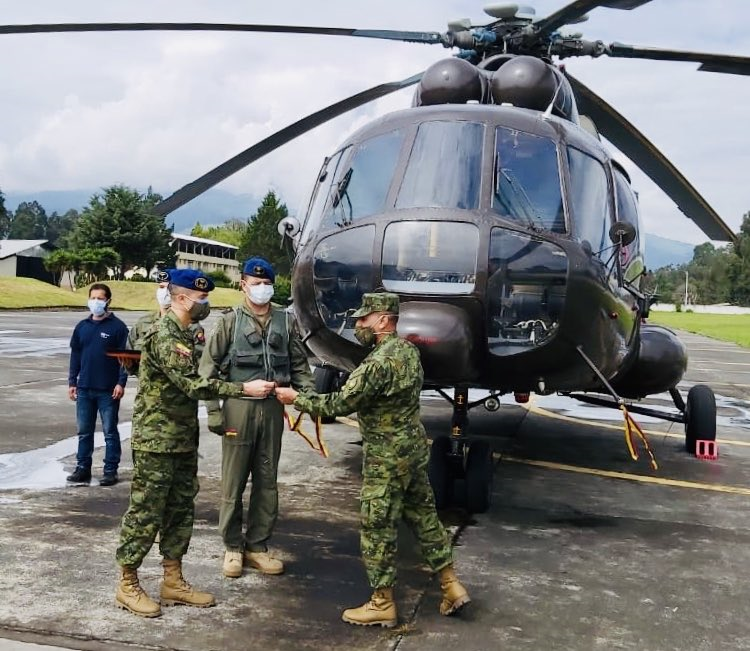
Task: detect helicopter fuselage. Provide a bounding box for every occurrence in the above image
[290,103,686,397]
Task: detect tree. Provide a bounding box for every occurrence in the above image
[46,209,79,247]
[238,190,290,274]
[727,212,750,306]
[191,218,246,247]
[70,185,175,279]
[9,201,47,239]
[0,189,9,239]
[44,249,81,289]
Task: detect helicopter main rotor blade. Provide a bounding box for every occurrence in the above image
[534,0,652,39]
[0,22,444,45]
[154,72,424,217]
[607,42,750,76]
[566,74,736,243]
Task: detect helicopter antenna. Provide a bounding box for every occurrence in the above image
[541,75,563,121]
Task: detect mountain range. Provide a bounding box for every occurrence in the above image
[5,189,696,270]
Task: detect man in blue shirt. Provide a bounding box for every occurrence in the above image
[68,283,129,486]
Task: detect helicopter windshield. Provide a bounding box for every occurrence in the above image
[566,147,612,254]
[396,120,484,211]
[492,127,565,233]
[320,130,404,229]
[382,221,478,294]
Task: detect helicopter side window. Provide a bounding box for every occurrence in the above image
[320,130,404,229]
[566,147,612,255]
[492,128,565,233]
[382,221,479,294]
[613,168,645,283]
[396,120,483,211]
[300,147,350,245]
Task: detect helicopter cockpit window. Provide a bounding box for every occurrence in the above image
[396,121,483,211]
[492,128,566,233]
[487,228,568,356]
[313,225,376,336]
[382,221,479,294]
[300,147,349,245]
[566,147,612,255]
[613,168,645,283]
[320,130,404,229]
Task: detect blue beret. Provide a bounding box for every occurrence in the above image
[169,268,215,292]
[243,257,275,283]
[156,268,171,283]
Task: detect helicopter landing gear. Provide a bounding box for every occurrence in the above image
[681,384,717,454]
[428,388,496,514]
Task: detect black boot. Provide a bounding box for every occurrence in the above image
[100,473,118,487]
[67,467,91,483]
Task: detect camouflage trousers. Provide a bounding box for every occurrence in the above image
[115,450,199,568]
[360,457,453,588]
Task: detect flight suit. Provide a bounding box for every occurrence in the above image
[294,332,453,588]
[116,311,244,568]
[199,304,313,553]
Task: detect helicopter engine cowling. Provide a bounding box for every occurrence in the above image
[609,324,688,399]
[415,58,485,106]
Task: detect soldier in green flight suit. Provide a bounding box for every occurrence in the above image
[275,292,470,628]
[198,257,314,579]
[115,268,258,619]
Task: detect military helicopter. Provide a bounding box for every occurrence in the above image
[4,1,747,512]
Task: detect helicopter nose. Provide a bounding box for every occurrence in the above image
[399,300,480,384]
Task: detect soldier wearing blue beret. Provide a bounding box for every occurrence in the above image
[115,268,259,618]
[199,256,314,578]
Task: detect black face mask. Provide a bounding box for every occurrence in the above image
[182,295,211,322]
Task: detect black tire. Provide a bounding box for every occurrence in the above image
[428,436,453,510]
[465,440,494,514]
[684,384,717,454]
[314,366,339,424]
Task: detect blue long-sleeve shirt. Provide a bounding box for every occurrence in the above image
[68,312,129,391]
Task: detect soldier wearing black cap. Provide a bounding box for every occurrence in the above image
[199,256,314,578]
[115,269,259,618]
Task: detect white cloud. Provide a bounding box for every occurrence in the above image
[0,0,748,242]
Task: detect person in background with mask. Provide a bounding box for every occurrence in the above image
[115,269,260,618]
[198,256,314,579]
[275,292,470,628]
[67,283,129,486]
[126,269,206,374]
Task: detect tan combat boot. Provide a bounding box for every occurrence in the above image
[438,565,471,615]
[160,558,216,608]
[244,550,284,575]
[115,566,162,618]
[223,550,243,578]
[341,587,397,628]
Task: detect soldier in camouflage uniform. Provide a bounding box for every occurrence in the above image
[126,269,206,375]
[275,292,470,627]
[115,269,258,619]
[199,257,314,578]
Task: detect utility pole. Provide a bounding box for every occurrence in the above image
[684,271,689,306]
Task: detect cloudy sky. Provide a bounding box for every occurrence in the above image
[0,0,749,243]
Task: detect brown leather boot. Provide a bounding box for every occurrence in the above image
[115,566,162,618]
[341,587,397,627]
[160,558,216,608]
[438,565,470,615]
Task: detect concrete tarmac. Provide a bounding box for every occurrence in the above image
[0,311,749,651]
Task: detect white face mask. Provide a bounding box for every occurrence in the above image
[87,298,108,317]
[247,283,274,306]
[156,286,171,307]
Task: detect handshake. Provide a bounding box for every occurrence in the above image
[208,381,299,435]
[238,380,298,404]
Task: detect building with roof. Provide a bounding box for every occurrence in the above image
[171,233,240,283]
[0,240,55,283]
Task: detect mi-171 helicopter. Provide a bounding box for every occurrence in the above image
[4,1,747,512]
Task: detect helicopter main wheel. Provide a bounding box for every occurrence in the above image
[465,439,494,514]
[428,435,454,510]
[313,367,340,424]
[684,384,717,454]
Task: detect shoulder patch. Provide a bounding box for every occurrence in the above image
[174,342,192,357]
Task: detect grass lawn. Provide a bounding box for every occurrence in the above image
[0,278,244,310]
[649,311,750,348]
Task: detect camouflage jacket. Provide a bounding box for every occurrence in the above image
[294,333,428,480]
[132,311,244,453]
[199,302,314,412]
[127,310,206,375]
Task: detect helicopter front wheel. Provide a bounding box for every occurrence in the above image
[684,384,717,454]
